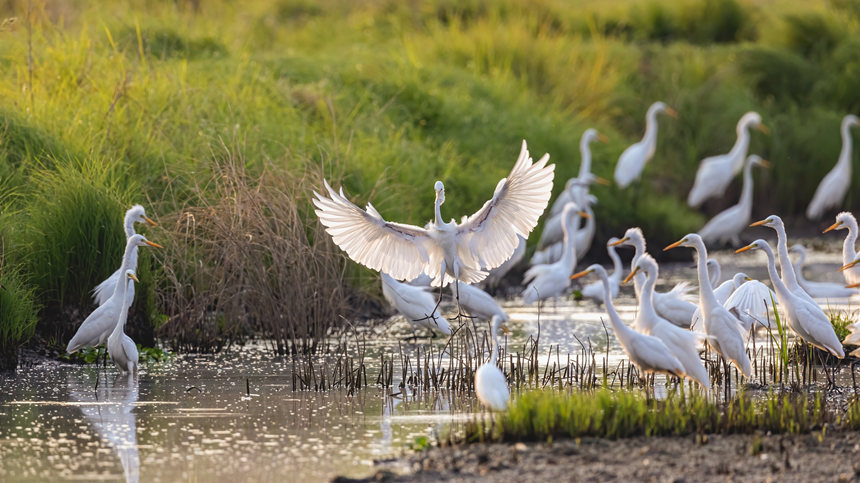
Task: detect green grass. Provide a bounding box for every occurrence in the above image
[0,0,859,353]
[0,266,39,369]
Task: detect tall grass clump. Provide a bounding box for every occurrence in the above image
[156,143,354,354]
[0,266,39,370]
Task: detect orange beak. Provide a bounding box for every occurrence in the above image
[127,272,140,283]
[144,216,158,227]
[594,176,610,186]
[579,211,590,219]
[758,124,770,135]
[735,244,754,254]
[144,240,163,248]
[823,222,842,233]
[757,159,771,168]
[597,133,609,143]
[664,239,684,251]
[622,268,639,285]
[749,219,769,227]
[609,237,627,247]
[846,282,860,289]
[840,260,859,272]
[570,270,591,280]
[665,107,679,119]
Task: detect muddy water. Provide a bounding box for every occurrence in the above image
[0,247,858,482]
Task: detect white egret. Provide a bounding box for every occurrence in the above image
[482,235,526,288]
[750,215,817,305]
[736,240,844,358]
[453,282,509,323]
[612,228,697,328]
[625,254,710,389]
[475,315,509,411]
[698,155,770,246]
[823,212,860,285]
[534,193,597,265]
[549,128,608,217]
[665,233,752,377]
[92,205,157,307]
[380,273,451,336]
[691,271,747,331]
[806,115,860,220]
[67,234,162,354]
[723,273,777,335]
[539,178,597,249]
[842,323,860,357]
[572,265,686,379]
[107,270,140,374]
[790,244,858,299]
[614,101,678,188]
[522,204,584,305]
[580,237,623,306]
[688,112,768,207]
[707,258,722,288]
[313,140,554,297]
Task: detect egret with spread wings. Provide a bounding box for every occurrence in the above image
[313,141,555,300]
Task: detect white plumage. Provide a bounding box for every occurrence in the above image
[107,270,140,374]
[723,274,776,335]
[698,155,769,246]
[580,237,622,306]
[750,215,817,306]
[313,140,555,287]
[806,115,859,220]
[380,273,451,335]
[614,101,677,188]
[548,128,607,217]
[687,112,767,207]
[92,205,157,307]
[522,203,582,305]
[481,235,526,288]
[452,282,509,323]
[823,212,860,286]
[474,315,509,411]
[789,244,858,299]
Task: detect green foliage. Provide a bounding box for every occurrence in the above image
[0,267,39,369]
[829,310,856,344]
[410,435,431,452]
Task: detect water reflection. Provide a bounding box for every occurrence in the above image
[67,373,140,483]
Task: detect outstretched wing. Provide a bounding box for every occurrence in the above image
[313,180,435,282]
[457,140,555,270]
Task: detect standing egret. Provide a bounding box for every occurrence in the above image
[698,155,770,246]
[453,282,509,323]
[92,205,157,307]
[539,177,597,249]
[522,204,585,305]
[736,240,844,358]
[665,234,752,377]
[614,101,678,188]
[823,212,860,285]
[67,235,162,354]
[580,237,623,306]
[750,215,817,305]
[313,140,555,303]
[534,193,596,264]
[572,265,686,380]
[380,273,451,336]
[806,115,860,220]
[789,244,858,298]
[625,254,710,389]
[549,128,609,217]
[688,112,768,207]
[612,228,697,328]
[475,315,509,411]
[482,235,526,289]
[107,270,140,374]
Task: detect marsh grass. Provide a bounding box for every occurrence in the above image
[0,265,39,369]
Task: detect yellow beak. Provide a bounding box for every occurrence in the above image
[757,159,771,168]
[846,282,860,289]
[622,267,639,285]
[144,240,163,248]
[597,133,609,143]
[823,222,842,233]
[594,176,610,186]
[665,107,679,119]
[664,239,684,251]
[735,244,754,254]
[144,216,158,227]
[749,218,769,227]
[570,269,591,280]
[609,237,628,247]
[758,124,770,135]
[840,260,859,272]
[127,272,140,283]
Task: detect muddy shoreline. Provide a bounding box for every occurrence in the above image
[344,431,860,482]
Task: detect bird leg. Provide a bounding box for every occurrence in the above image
[447,279,475,322]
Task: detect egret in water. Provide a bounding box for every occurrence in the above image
[107,270,140,374]
[549,128,608,217]
[611,228,697,328]
[698,155,770,246]
[380,273,451,337]
[67,234,162,354]
[624,254,710,389]
[789,244,858,299]
[92,205,157,307]
[453,282,509,323]
[665,233,752,377]
[688,112,768,207]
[806,115,860,220]
[475,315,509,411]
[614,101,678,188]
[579,237,623,306]
[736,240,844,358]
[313,140,554,308]
[572,265,686,380]
[522,203,585,305]
[823,212,860,286]
[750,215,817,305]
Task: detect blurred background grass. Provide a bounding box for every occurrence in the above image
[0,0,859,361]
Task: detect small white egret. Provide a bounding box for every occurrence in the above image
[688,112,768,207]
[92,205,157,307]
[313,141,555,309]
[698,155,770,246]
[522,204,585,305]
[67,234,162,354]
[107,270,140,374]
[548,128,608,217]
[572,265,686,379]
[750,215,817,305]
[612,228,697,328]
[452,282,509,323]
[475,315,510,411]
[614,101,678,188]
[579,237,623,306]
[736,240,844,358]
[380,273,451,336]
[823,212,860,285]
[625,254,710,389]
[665,233,752,377]
[806,115,860,220]
[789,244,858,299]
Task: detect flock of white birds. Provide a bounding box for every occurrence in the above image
[314,102,860,411]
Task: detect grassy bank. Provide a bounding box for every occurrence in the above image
[0,0,858,360]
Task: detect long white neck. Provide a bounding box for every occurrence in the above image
[124,215,137,238]
[560,212,580,269]
[579,137,593,178]
[728,121,752,172]
[490,320,501,366]
[837,118,855,171]
[434,198,443,226]
[773,222,801,289]
[110,278,132,342]
[844,217,859,263]
[596,268,634,346]
[642,107,660,149]
[608,245,622,278]
[693,238,720,310]
[737,159,756,215]
[113,241,138,297]
[792,249,809,285]
[636,265,660,330]
[760,244,792,301]
[630,239,646,296]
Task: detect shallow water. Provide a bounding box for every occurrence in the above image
[1,246,858,482]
